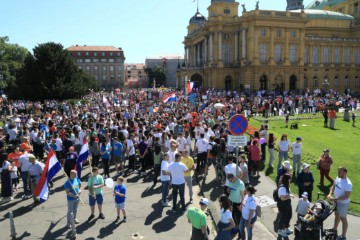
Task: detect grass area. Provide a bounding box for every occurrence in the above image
[250,114,360,215]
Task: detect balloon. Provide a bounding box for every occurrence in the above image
[105,178,114,188]
[259,138,265,144]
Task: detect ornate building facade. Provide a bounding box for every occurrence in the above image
[177,0,360,94]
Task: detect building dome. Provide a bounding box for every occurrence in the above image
[189,11,206,25]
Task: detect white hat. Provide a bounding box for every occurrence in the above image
[282,160,292,170]
[302,163,310,170]
[301,192,309,198]
[200,198,209,206]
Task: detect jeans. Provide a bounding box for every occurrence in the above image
[184,176,193,200]
[153,164,161,184]
[67,199,80,224]
[278,151,288,169]
[268,148,275,166]
[260,143,267,161]
[277,199,292,230]
[91,154,100,167]
[128,155,135,170]
[232,202,242,237]
[102,158,110,177]
[172,183,185,211]
[239,215,257,240]
[21,171,30,195]
[161,180,170,203]
[196,152,207,171]
[292,154,301,174]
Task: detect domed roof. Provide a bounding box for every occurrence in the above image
[291,9,354,20]
[306,0,346,9]
[189,11,206,25]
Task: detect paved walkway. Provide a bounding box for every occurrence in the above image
[199,166,360,240]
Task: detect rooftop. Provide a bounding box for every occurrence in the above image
[306,0,346,9]
[66,45,123,52]
[291,9,355,20]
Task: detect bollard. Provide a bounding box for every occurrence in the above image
[9,211,16,239]
[70,212,77,238]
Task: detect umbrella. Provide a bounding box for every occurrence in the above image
[214,103,225,109]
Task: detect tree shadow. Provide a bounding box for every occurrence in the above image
[152,210,182,233]
[97,221,122,239]
[144,201,164,225]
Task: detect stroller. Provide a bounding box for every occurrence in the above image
[294,200,337,240]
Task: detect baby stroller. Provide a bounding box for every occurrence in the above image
[294,200,337,240]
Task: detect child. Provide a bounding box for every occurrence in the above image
[303,202,322,223]
[296,192,310,218]
[114,176,127,222]
[10,161,19,192]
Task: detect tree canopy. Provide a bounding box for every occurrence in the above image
[0,36,28,90]
[12,42,98,100]
[144,65,167,88]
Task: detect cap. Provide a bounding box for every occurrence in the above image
[323,148,329,152]
[296,137,302,141]
[200,198,209,206]
[282,160,293,170]
[301,192,308,198]
[302,163,310,170]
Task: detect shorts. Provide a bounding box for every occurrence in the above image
[115,202,126,209]
[113,156,122,164]
[336,202,350,218]
[207,158,217,166]
[89,194,103,206]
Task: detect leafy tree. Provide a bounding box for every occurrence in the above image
[13,42,98,100]
[0,36,28,90]
[144,65,167,87]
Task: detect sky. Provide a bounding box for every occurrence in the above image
[1,0,313,63]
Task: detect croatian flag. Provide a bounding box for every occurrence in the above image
[75,141,89,178]
[34,151,61,202]
[187,82,195,94]
[162,92,176,103]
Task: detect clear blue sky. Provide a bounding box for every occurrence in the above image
[1,0,312,63]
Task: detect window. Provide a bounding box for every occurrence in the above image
[101,59,107,62]
[85,65,90,72]
[86,52,89,56]
[334,47,340,64]
[323,47,330,65]
[78,66,82,70]
[291,30,296,37]
[94,52,98,57]
[116,59,121,63]
[117,66,122,71]
[259,44,267,62]
[224,9,230,14]
[355,48,360,65]
[94,75,98,81]
[77,52,81,56]
[110,66,114,72]
[344,48,351,65]
[102,75,106,81]
[289,44,296,63]
[110,75,115,81]
[344,76,350,86]
[102,66,106,73]
[117,52,121,56]
[85,59,91,63]
[118,75,122,80]
[334,76,339,87]
[93,59,99,63]
[355,76,360,86]
[355,3,359,13]
[313,77,318,87]
[304,47,308,65]
[260,28,266,37]
[102,52,106,56]
[276,29,281,37]
[76,59,83,63]
[312,47,319,65]
[275,44,282,62]
[109,59,114,63]
[110,52,113,56]
[223,44,231,66]
[94,66,98,73]
[303,76,308,88]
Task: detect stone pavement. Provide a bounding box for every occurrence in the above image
[199,165,360,240]
[0,164,214,240]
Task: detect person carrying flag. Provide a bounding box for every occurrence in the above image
[28,154,44,204]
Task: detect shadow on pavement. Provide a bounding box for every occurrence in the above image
[1,203,35,220]
[76,218,98,234]
[42,217,67,240]
[141,185,162,198]
[265,166,274,176]
[249,176,261,187]
[97,221,122,239]
[199,178,223,202]
[152,210,182,233]
[144,201,164,225]
[273,212,280,232]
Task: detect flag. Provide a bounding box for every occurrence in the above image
[34,151,61,202]
[75,141,89,178]
[162,92,176,103]
[102,95,111,108]
[187,82,195,94]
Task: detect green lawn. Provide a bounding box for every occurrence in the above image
[250,114,360,215]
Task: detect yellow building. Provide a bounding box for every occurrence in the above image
[177,0,360,93]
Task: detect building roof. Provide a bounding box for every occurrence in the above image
[189,11,206,25]
[66,45,123,52]
[291,9,354,20]
[306,0,346,10]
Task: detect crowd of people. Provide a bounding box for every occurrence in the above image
[0,87,356,240]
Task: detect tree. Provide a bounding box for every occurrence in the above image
[0,36,28,90]
[144,65,167,88]
[13,42,98,100]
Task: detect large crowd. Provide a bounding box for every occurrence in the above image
[0,87,356,240]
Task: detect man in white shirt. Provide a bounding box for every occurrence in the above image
[176,132,187,153]
[18,150,31,199]
[127,135,137,172]
[327,167,352,240]
[168,153,189,212]
[194,123,204,142]
[224,156,243,195]
[167,142,178,164]
[195,133,208,173]
[291,137,302,175]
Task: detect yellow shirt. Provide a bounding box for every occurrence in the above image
[181,156,194,177]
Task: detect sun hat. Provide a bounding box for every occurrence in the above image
[296,137,302,141]
[282,160,292,170]
[302,163,310,170]
[200,198,209,206]
[301,192,308,198]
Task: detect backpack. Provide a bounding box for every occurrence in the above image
[209,142,219,157]
[273,184,284,202]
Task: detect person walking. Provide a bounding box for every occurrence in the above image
[329,108,337,129]
[249,140,261,177]
[87,167,105,221]
[18,150,31,199]
[153,143,163,185]
[64,147,78,178]
[277,174,294,238]
[327,167,352,240]
[277,134,290,169]
[216,194,235,240]
[168,153,188,212]
[64,170,81,228]
[319,148,333,186]
[160,153,171,207]
[181,149,195,203]
[195,133,208,173]
[291,137,302,175]
[296,163,314,202]
[239,185,258,240]
[114,176,127,222]
[186,198,209,240]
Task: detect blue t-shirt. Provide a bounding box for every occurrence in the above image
[101,143,111,159]
[114,184,126,204]
[112,142,123,157]
[64,178,81,201]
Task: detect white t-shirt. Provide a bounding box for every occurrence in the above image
[297,198,310,216]
[334,177,352,204]
[18,154,30,172]
[55,138,63,151]
[167,149,178,164]
[177,137,187,152]
[10,166,18,179]
[278,186,289,198]
[220,208,233,223]
[127,139,135,155]
[242,195,257,220]
[224,163,242,186]
[168,161,188,185]
[195,138,209,153]
[278,140,290,152]
[160,160,170,181]
[291,142,302,155]
[194,127,204,140]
